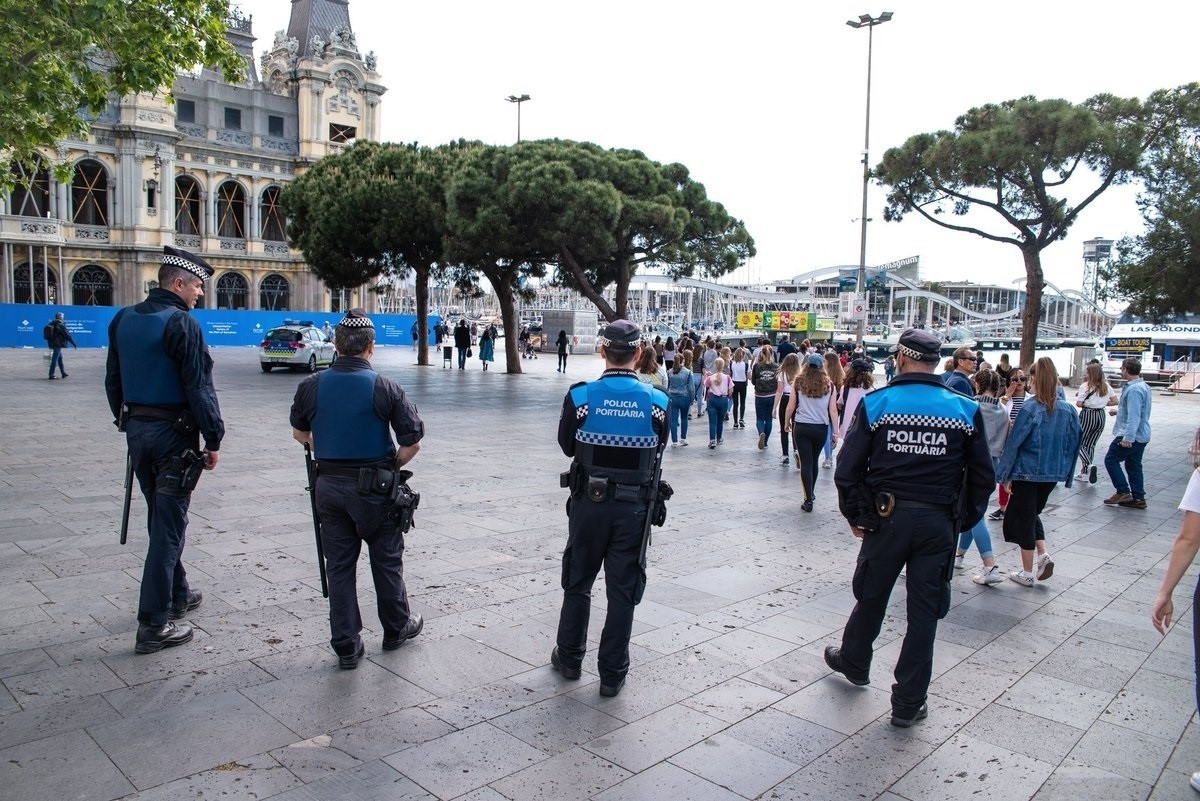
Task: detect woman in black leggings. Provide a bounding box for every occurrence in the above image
[773,353,801,466]
[784,355,838,511]
[1074,363,1114,483]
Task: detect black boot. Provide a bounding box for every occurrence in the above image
[169,590,203,620]
[135,621,194,654]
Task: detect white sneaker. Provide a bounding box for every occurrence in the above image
[1008,570,1035,587]
[822,458,834,469]
[1034,552,1054,580]
[709,440,716,449]
[680,439,689,447]
[671,442,678,448]
[1190,770,1200,792]
[973,566,1005,586]
[954,555,965,571]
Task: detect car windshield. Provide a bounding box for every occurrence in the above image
[265,329,302,342]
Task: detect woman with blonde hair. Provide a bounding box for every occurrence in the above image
[1075,362,1116,484]
[785,354,839,511]
[704,357,733,448]
[665,350,696,446]
[773,353,802,466]
[822,351,845,469]
[729,347,750,430]
[635,345,666,388]
[995,357,1082,586]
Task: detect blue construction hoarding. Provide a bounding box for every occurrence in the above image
[0,304,441,349]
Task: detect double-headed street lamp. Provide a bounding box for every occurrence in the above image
[506,94,531,143]
[846,11,892,346]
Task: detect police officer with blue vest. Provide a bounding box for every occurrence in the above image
[290,309,425,669]
[105,246,223,654]
[550,320,669,697]
[825,328,993,726]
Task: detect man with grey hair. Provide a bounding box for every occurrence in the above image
[45,311,77,379]
[1103,357,1152,509]
[290,308,426,669]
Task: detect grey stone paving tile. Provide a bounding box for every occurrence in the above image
[998,672,1116,729]
[743,609,842,646]
[582,704,727,773]
[592,762,744,801]
[0,647,52,681]
[670,564,787,601]
[102,630,279,686]
[1067,719,1172,786]
[464,618,560,668]
[0,727,133,801]
[761,726,936,800]
[630,619,720,655]
[679,676,785,724]
[959,702,1085,763]
[0,693,120,751]
[642,581,730,616]
[385,722,548,801]
[1164,717,1200,776]
[0,614,112,657]
[565,671,694,724]
[491,694,624,755]
[114,753,300,801]
[0,580,49,612]
[88,688,299,790]
[488,746,631,801]
[632,597,697,628]
[1103,670,1197,741]
[329,707,456,763]
[668,731,800,798]
[891,732,1056,801]
[375,634,534,697]
[1032,760,1152,801]
[263,758,433,801]
[102,660,276,717]
[773,675,894,736]
[1035,635,1149,692]
[1148,769,1198,801]
[270,736,365,783]
[634,644,747,695]
[722,706,844,766]
[3,658,125,709]
[243,658,434,738]
[737,642,831,695]
[692,628,798,669]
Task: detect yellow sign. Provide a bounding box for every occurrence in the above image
[737,311,813,332]
[736,311,763,329]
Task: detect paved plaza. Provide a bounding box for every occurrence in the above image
[1,342,1198,801]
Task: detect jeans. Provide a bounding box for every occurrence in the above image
[48,347,65,377]
[754,395,774,440]
[457,347,468,369]
[693,374,706,416]
[1104,437,1147,499]
[823,424,833,460]
[667,396,691,442]
[957,518,993,560]
[707,395,730,441]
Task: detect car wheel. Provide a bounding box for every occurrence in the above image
[260,363,273,373]
[307,355,317,373]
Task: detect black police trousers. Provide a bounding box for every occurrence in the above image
[556,493,647,685]
[316,475,412,656]
[127,419,195,626]
[838,505,955,718]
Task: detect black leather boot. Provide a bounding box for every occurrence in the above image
[135,621,194,654]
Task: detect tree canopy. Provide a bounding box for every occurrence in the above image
[875,91,1169,367]
[0,0,243,184]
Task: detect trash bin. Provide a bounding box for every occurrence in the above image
[442,345,453,368]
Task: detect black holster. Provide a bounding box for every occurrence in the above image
[651,480,674,527]
[155,448,205,497]
[373,468,420,533]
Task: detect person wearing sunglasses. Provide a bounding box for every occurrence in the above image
[941,347,977,396]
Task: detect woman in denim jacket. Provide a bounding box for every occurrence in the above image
[995,357,1082,586]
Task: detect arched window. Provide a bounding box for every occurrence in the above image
[175,175,202,235]
[260,186,286,241]
[72,264,113,306]
[260,273,290,310]
[216,181,246,239]
[14,263,57,304]
[216,271,248,309]
[10,161,50,218]
[71,160,109,226]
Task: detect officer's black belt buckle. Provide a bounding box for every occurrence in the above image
[875,492,896,519]
[126,404,196,435]
[587,476,608,503]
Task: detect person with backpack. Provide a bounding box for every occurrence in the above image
[751,346,778,451]
[45,312,77,380]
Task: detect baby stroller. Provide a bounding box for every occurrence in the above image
[520,328,539,359]
[525,332,542,359]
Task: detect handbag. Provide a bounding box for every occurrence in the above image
[467,347,473,358]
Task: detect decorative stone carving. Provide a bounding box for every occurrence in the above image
[265,243,290,255]
[175,235,201,249]
[75,226,110,241]
[261,137,297,155]
[137,111,166,123]
[365,51,377,71]
[216,130,251,146]
[331,25,357,49]
[215,157,231,166]
[327,71,361,117]
[220,238,247,252]
[175,123,206,139]
[20,221,59,235]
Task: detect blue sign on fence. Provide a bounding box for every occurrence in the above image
[0,304,441,349]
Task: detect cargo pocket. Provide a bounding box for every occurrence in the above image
[938,552,954,619]
[560,546,572,591]
[632,566,647,605]
[851,557,868,601]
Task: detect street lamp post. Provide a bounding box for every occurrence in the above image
[506,94,531,143]
[846,11,892,347]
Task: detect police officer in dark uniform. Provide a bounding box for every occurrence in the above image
[551,320,669,697]
[825,328,993,726]
[105,246,223,654]
[290,309,425,669]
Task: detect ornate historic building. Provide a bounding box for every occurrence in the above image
[0,0,385,312]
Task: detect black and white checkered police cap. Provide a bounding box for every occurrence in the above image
[162,246,214,282]
[337,308,374,329]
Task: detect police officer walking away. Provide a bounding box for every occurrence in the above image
[824,328,993,726]
[551,320,669,697]
[105,246,223,654]
[290,309,425,669]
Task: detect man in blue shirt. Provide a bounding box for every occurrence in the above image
[941,346,976,396]
[1103,357,1152,509]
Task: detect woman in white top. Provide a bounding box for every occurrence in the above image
[729,347,750,430]
[773,353,802,466]
[784,354,839,512]
[704,357,733,448]
[1075,362,1117,484]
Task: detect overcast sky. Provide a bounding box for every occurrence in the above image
[234,0,1199,293]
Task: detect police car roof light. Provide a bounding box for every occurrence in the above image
[282,319,315,327]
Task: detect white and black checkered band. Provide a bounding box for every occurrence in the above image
[162,254,210,282]
[870,412,974,434]
[338,315,374,329]
[897,344,939,362]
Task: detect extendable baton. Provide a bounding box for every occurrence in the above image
[304,443,329,597]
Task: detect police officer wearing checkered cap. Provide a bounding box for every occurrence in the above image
[105,246,224,654]
[290,309,425,669]
[825,328,994,726]
[551,320,669,697]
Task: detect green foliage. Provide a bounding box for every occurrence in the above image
[874,89,1186,366]
[0,0,244,185]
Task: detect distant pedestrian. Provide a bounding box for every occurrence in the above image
[322,321,334,341]
[1075,363,1116,485]
[883,355,895,383]
[410,321,420,350]
[454,319,471,370]
[774,353,802,467]
[751,346,778,451]
[45,312,77,379]
[1103,357,1152,509]
[785,354,838,511]
[665,351,695,446]
[555,329,569,372]
[479,326,495,371]
[704,357,732,448]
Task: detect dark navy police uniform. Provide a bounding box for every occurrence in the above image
[554,321,668,694]
[830,329,993,723]
[290,311,424,664]
[105,247,223,653]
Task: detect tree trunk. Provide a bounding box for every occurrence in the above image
[1019,247,1044,370]
[415,268,430,366]
[559,246,616,321]
[614,258,631,320]
[483,270,522,374]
